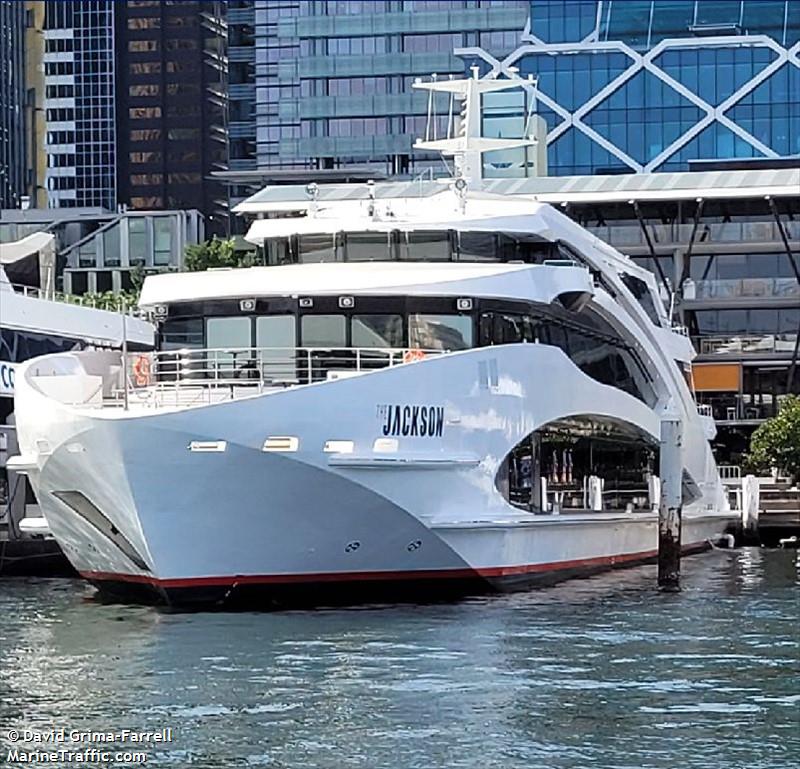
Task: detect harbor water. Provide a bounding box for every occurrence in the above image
[0,548,797,768]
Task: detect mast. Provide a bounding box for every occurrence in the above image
[412,68,539,185]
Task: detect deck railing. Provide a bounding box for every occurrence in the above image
[9,282,143,317]
[114,346,446,407]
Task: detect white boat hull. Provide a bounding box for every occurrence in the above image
[15,345,737,607]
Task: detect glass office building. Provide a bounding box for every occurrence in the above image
[464,0,800,175]
[223,0,530,213]
[43,0,117,209]
[0,1,27,208]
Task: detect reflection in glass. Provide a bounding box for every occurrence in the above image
[352,315,404,348]
[408,314,472,350]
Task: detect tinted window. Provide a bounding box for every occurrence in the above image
[301,315,347,347]
[408,314,472,350]
[161,319,203,351]
[352,315,404,347]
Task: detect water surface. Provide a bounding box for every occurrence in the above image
[0,548,797,768]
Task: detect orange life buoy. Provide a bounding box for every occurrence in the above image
[132,355,152,387]
[402,348,426,364]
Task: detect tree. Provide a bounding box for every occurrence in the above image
[746,395,800,480]
[184,236,255,272]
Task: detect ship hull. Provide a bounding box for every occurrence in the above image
[15,345,737,609]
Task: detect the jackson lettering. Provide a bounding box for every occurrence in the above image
[379,404,444,437]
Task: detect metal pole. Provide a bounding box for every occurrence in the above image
[122,300,129,411]
[658,416,682,591]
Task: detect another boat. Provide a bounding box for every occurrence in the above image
[9,76,736,604]
[0,242,153,575]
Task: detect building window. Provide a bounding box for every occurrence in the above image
[131,174,164,185]
[128,17,161,29]
[165,38,198,50]
[166,127,199,140]
[128,40,159,52]
[129,107,162,119]
[130,62,162,75]
[130,152,162,164]
[129,84,160,97]
[130,196,163,208]
[130,128,162,141]
[167,172,202,184]
[166,83,201,97]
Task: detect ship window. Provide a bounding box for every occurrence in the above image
[298,233,337,263]
[161,318,203,350]
[400,231,452,261]
[344,233,390,261]
[206,317,252,374]
[408,314,472,350]
[621,273,662,326]
[301,315,346,347]
[352,314,404,348]
[256,315,297,382]
[479,312,536,345]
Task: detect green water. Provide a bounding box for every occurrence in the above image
[0,548,797,768]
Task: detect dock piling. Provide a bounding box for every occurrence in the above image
[658,417,683,592]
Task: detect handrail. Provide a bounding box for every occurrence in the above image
[110,346,447,408]
[8,282,144,317]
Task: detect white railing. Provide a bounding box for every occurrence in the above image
[696,403,713,418]
[10,282,143,317]
[718,464,741,481]
[112,346,447,408]
[696,334,798,356]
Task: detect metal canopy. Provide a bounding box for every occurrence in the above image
[235,168,800,215]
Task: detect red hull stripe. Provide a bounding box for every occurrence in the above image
[79,547,671,589]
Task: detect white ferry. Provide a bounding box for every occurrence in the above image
[9,77,736,604]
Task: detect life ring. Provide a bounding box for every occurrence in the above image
[132,355,152,387]
[402,348,426,364]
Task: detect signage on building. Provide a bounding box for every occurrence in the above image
[0,362,16,397]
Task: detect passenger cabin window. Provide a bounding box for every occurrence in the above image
[621,273,662,326]
[409,314,472,350]
[256,315,297,383]
[161,318,203,350]
[298,233,336,263]
[400,231,451,261]
[301,315,346,347]
[206,317,252,375]
[352,314,404,348]
[344,233,390,261]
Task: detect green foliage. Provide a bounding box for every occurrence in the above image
[184,237,255,272]
[71,290,140,312]
[746,395,800,479]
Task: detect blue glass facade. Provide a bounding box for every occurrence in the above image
[464,0,800,175]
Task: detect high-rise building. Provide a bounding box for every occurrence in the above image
[465,0,800,175]
[221,0,530,217]
[114,0,226,230]
[0,0,27,208]
[25,0,47,208]
[42,0,117,209]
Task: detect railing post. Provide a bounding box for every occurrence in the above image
[659,416,682,592]
[121,299,129,411]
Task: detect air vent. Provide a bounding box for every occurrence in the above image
[262,436,299,452]
[189,440,227,453]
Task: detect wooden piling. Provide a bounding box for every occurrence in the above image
[658,417,682,592]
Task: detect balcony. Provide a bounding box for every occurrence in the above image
[694,334,798,356]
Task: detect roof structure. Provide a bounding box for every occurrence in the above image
[138,261,593,309]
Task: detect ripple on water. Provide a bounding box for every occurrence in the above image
[0,549,797,769]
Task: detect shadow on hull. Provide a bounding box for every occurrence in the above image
[85,542,712,611]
